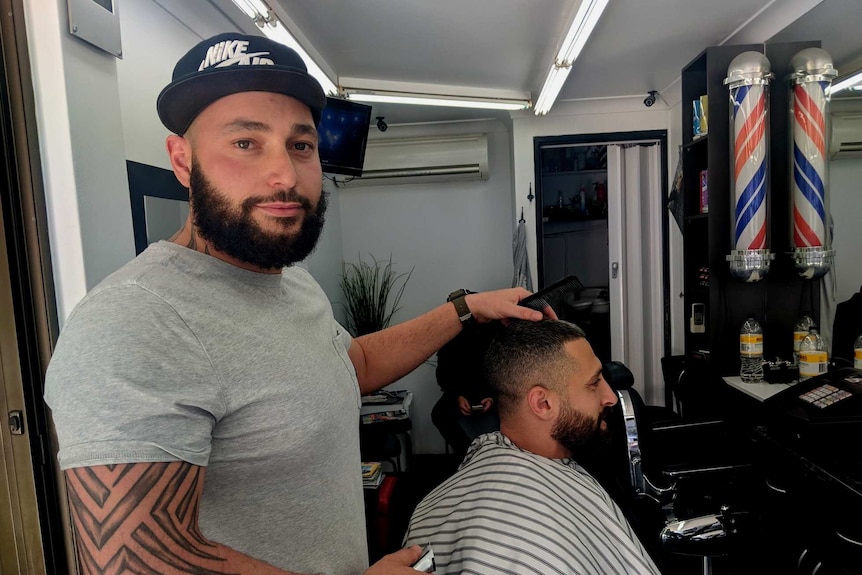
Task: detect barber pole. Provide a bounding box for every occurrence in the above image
[789,48,837,279]
[725,52,774,282]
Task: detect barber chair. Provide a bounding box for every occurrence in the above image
[602,361,758,575]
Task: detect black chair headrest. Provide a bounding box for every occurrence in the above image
[603,361,634,391]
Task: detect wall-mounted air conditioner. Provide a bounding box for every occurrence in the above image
[341,133,489,187]
[830,113,862,159]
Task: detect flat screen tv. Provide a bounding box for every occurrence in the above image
[318,97,373,177]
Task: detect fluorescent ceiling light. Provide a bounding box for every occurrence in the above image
[230,0,338,96]
[231,0,271,21]
[345,89,530,111]
[534,63,570,115]
[828,70,862,95]
[534,0,610,115]
[259,21,338,95]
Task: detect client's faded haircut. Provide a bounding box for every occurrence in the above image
[484,320,586,417]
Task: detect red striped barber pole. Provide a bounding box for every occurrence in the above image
[789,47,837,280]
[791,81,828,249]
[724,51,774,283]
[731,83,769,251]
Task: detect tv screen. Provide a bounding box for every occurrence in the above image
[318,97,372,177]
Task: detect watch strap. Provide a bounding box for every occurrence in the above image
[447,289,475,326]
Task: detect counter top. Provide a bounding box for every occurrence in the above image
[722,376,797,402]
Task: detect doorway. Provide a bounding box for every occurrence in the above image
[534,131,669,402]
[0,1,69,572]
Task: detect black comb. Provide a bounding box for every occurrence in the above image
[518,275,584,315]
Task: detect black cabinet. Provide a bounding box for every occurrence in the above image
[680,42,822,381]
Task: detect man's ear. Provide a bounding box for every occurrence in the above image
[166,134,192,188]
[525,385,557,421]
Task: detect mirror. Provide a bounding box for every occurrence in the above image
[144,196,188,244]
[127,161,189,255]
[768,0,862,345]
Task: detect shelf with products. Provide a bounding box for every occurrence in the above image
[540,145,607,174]
[679,41,823,377]
[684,134,708,150]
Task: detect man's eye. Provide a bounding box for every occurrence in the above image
[235,140,252,150]
[294,142,312,151]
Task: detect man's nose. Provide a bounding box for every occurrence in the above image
[267,149,300,190]
[600,378,618,406]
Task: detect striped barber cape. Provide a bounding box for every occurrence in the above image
[404,432,661,575]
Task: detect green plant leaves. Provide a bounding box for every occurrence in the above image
[340,254,413,337]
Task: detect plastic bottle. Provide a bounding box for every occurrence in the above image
[854,333,862,370]
[578,185,587,215]
[798,326,828,380]
[739,314,764,383]
[557,190,564,209]
[793,312,814,364]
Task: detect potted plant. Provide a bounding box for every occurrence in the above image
[340,254,413,337]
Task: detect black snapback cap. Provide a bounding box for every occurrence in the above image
[157,32,326,135]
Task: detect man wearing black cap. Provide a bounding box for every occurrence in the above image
[44,33,550,575]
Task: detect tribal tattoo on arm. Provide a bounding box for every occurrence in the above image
[66,462,293,575]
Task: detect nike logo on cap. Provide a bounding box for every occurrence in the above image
[198,40,275,71]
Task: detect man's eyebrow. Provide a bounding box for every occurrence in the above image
[292,123,318,138]
[222,119,271,134]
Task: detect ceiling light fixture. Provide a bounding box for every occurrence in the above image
[229,0,338,96]
[534,0,610,115]
[344,89,530,111]
[828,70,862,96]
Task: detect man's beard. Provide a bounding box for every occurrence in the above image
[551,398,614,460]
[189,161,327,270]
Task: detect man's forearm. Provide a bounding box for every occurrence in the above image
[351,288,547,394]
[354,302,461,394]
[66,463,306,575]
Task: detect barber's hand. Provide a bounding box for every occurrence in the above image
[464,288,557,323]
[457,396,472,416]
[479,397,494,413]
[363,545,426,574]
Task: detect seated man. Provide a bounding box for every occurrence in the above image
[404,320,660,575]
[431,322,503,457]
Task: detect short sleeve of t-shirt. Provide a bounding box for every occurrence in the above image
[45,284,225,469]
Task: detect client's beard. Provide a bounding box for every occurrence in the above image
[551,399,614,460]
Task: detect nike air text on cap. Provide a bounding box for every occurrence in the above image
[157,32,326,134]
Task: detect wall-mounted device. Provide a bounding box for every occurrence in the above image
[690,303,705,333]
[318,97,373,177]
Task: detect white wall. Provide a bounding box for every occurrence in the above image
[339,119,515,454]
[829,157,862,304]
[26,0,137,323]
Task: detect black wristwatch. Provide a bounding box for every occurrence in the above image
[447,289,475,326]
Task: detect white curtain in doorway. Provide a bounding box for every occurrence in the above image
[607,144,665,405]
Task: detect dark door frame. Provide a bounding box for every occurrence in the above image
[532,129,670,355]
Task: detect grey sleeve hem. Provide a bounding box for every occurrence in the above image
[59,444,210,470]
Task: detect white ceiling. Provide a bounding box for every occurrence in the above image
[210,0,862,124]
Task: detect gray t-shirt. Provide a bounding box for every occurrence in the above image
[45,241,367,575]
